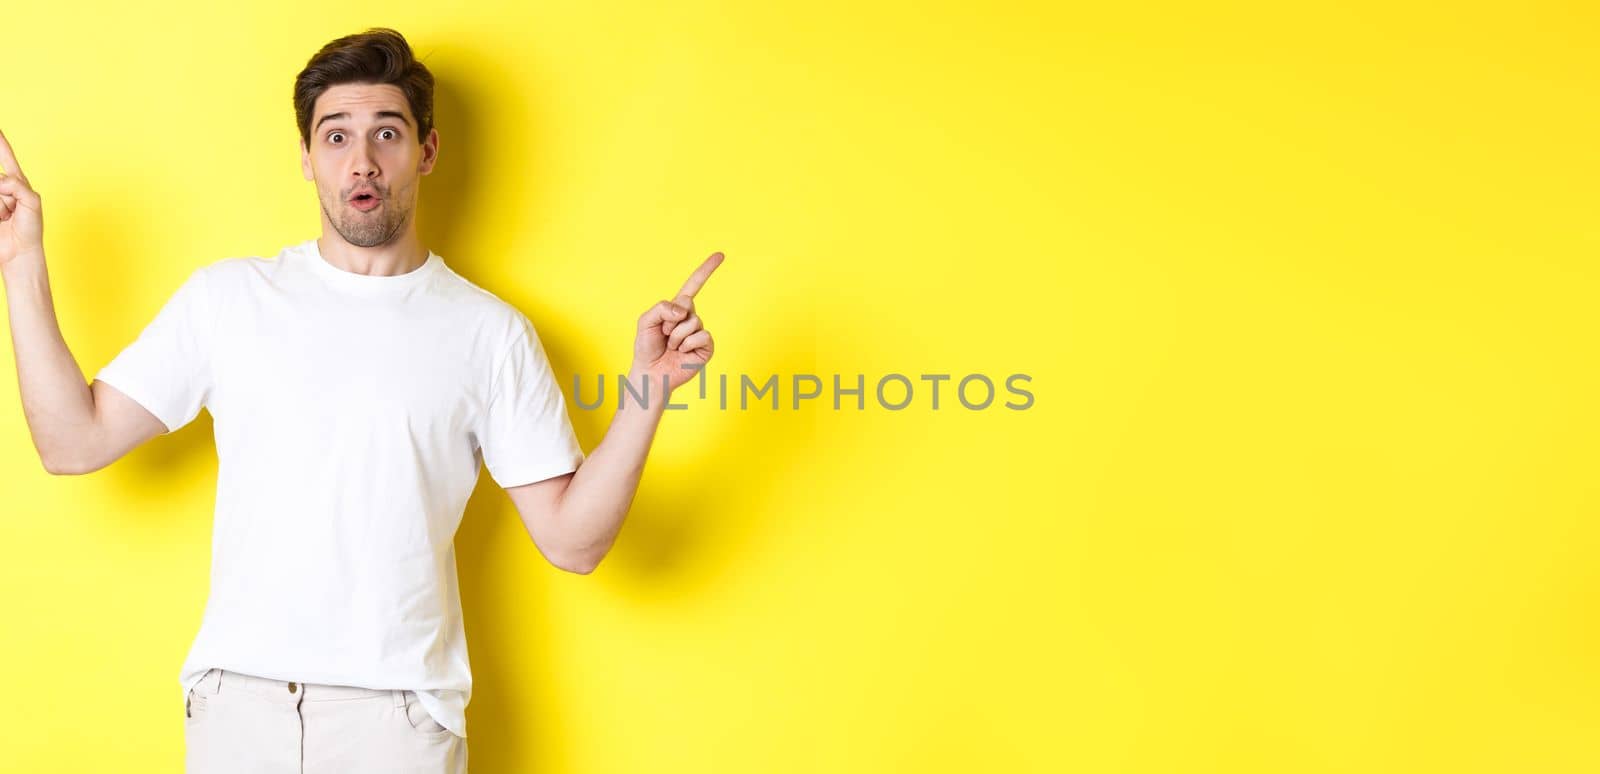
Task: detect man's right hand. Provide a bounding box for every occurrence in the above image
[0,126,174,475]
[0,127,45,270]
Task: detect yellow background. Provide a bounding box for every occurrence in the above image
[2,2,1596,771]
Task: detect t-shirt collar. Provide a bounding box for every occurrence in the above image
[302,238,442,294]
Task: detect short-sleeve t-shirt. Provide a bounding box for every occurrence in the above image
[92,238,586,739]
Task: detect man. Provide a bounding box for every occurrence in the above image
[0,27,719,774]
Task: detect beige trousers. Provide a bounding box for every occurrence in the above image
[184,668,467,773]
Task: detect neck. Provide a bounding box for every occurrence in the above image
[316,230,428,277]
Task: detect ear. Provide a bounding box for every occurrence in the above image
[301,138,313,181]
[418,127,440,176]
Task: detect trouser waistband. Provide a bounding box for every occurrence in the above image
[194,667,408,707]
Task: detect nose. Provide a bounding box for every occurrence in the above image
[350,137,381,181]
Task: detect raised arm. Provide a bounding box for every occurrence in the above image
[505,251,723,574]
[1,128,167,475]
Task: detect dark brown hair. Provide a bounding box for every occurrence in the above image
[293,27,434,149]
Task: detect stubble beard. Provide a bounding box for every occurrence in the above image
[323,191,408,248]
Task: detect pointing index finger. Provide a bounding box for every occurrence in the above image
[673,251,724,306]
[0,128,27,182]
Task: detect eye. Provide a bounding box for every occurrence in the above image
[379,128,397,140]
[327,131,345,144]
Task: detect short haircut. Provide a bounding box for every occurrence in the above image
[293,27,434,148]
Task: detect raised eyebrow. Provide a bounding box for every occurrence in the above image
[314,110,412,133]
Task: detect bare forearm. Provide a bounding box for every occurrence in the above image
[551,368,670,568]
[3,251,96,469]
[542,250,725,571]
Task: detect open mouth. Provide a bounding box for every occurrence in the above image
[349,193,382,211]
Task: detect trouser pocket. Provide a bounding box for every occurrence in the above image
[400,691,454,738]
[186,669,219,722]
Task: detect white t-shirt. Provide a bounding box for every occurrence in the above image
[93,238,586,739]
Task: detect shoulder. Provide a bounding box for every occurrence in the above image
[430,262,547,345]
[191,251,280,291]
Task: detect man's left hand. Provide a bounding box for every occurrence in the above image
[631,251,723,395]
